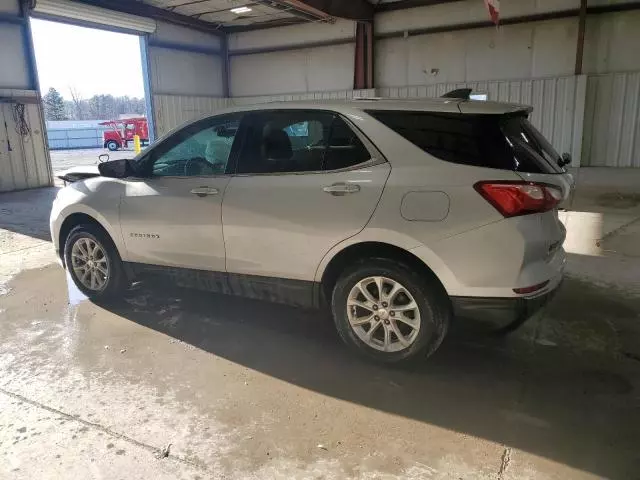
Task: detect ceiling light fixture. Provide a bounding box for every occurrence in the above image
[230,6,252,14]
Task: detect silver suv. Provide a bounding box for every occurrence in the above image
[51,96,572,364]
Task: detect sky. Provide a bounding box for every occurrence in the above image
[30,18,145,100]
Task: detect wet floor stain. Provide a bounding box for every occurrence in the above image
[597,192,640,209]
[1,263,640,479]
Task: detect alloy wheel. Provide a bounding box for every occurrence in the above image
[347,276,421,352]
[70,237,110,291]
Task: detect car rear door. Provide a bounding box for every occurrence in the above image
[222,109,390,284]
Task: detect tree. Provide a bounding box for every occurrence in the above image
[68,86,87,120]
[48,90,147,121]
[43,87,67,121]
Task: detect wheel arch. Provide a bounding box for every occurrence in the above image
[319,241,450,306]
[57,212,118,267]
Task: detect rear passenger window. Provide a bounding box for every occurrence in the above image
[325,117,371,170]
[236,111,371,174]
[367,110,552,173]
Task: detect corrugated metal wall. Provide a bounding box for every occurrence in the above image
[229,88,377,105]
[378,76,586,166]
[46,125,109,149]
[583,72,640,168]
[154,89,377,136]
[147,21,226,139]
[228,19,356,97]
[230,44,356,97]
[0,91,51,192]
[153,94,230,137]
[149,73,640,171]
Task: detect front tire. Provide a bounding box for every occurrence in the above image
[106,140,119,151]
[64,224,127,299]
[331,258,450,365]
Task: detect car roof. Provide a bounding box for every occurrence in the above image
[145,97,532,153]
[223,97,531,115]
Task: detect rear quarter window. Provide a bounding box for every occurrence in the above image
[367,110,559,174]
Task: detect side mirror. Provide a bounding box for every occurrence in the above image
[98,153,110,163]
[98,159,133,179]
[559,152,572,167]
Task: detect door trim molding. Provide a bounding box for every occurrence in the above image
[128,263,319,308]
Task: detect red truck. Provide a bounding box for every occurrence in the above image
[100,117,149,151]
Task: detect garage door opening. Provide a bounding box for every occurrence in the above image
[30,18,150,175]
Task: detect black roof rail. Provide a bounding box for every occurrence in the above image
[441,88,472,100]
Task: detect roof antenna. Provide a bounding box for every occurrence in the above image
[442,88,472,100]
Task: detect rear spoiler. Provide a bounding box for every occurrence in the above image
[444,88,533,115]
[442,88,472,100]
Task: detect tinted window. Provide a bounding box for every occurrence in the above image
[236,111,371,174]
[368,110,560,173]
[138,114,240,177]
[502,116,564,173]
[324,116,371,170]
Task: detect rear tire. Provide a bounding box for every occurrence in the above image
[64,224,127,300]
[106,140,119,151]
[331,258,450,365]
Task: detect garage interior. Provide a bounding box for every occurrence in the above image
[1,0,640,478]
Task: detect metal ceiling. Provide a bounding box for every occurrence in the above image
[132,0,464,32]
[139,0,331,29]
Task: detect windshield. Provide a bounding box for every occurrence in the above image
[501,116,565,173]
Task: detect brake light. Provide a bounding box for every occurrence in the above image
[474,181,562,217]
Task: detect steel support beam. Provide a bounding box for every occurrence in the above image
[147,39,221,56]
[139,35,157,143]
[575,0,587,75]
[19,0,39,91]
[224,18,307,33]
[230,37,353,56]
[253,0,329,22]
[0,12,25,25]
[354,21,374,90]
[286,0,373,21]
[354,22,365,90]
[366,21,374,89]
[374,0,464,13]
[221,34,230,98]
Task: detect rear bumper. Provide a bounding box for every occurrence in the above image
[451,279,562,332]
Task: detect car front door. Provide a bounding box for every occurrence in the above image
[118,113,242,271]
[222,110,391,289]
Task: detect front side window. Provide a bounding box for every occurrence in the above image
[138,114,241,177]
[236,111,371,175]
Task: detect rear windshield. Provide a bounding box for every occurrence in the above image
[367,110,564,174]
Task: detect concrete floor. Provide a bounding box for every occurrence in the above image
[1,168,639,479]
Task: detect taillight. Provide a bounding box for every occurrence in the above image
[513,281,549,295]
[474,181,562,217]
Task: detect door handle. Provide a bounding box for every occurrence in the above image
[190,186,219,197]
[322,183,361,196]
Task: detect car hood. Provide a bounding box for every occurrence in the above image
[56,165,101,183]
